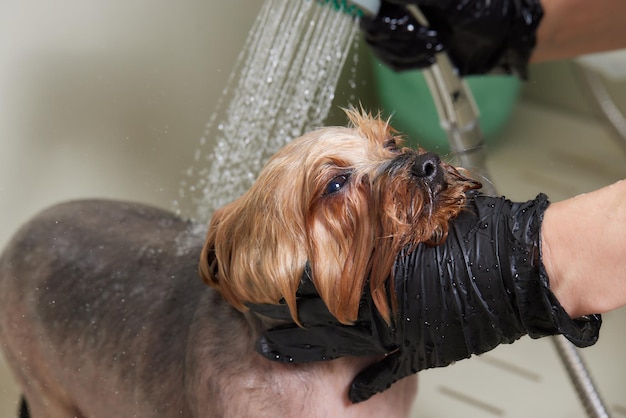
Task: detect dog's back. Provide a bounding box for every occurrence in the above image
[0,200,416,418]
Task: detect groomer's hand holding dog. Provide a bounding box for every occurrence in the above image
[249,267,394,362]
[362,0,626,76]
[360,0,544,77]
[252,192,602,403]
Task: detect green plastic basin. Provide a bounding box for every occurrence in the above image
[372,57,522,152]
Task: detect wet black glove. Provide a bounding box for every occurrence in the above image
[248,193,601,403]
[360,0,544,77]
[250,264,394,362]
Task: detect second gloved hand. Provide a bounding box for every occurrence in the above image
[361,0,544,77]
[250,193,601,403]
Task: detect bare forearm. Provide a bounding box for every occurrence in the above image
[541,180,626,318]
[532,0,626,63]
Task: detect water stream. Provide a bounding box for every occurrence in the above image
[176,0,360,221]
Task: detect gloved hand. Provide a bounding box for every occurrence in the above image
[249,263,394,362]
[360,0,544,77]
[248,193,602,403]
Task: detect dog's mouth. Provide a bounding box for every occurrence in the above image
[377,151,450,198]
[373,151,453,225]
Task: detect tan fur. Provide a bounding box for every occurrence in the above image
[199,108,480,324]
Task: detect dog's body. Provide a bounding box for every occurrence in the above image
[0,199,416,418]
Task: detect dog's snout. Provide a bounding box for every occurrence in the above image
[411,153,441,182]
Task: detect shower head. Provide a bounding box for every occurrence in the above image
[319,0,381,17]
[319,0,427,22]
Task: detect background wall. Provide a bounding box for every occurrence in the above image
[0,1,263,250]
[524,59,626,119]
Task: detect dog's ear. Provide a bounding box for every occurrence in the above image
[305,180,378,325]
[198,202,254,312]
[198,206,224,294]
[199,192,308,320]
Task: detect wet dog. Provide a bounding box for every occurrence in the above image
[0,109,478,417]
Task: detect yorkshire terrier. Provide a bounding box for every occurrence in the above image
[200,108,480,326]
[0,109,478,418]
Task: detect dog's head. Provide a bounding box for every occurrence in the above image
[199,109,480,325]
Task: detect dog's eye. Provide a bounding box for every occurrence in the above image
[324,174,350,196]
[384,138,399,152]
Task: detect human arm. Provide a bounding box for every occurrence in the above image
[532,0,626,63]
[542,180,626,318]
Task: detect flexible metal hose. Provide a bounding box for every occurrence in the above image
[552,335,610,418]
[575,62,626,153]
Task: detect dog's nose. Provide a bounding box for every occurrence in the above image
[411,152,442,183]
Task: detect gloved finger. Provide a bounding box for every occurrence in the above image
[248,262,356,325]
[245,262,323,321]
[256,330,343,363]
[257,324,390,363]
[359,2,445,71]
[384,0,453,7]
[295,262,317,297]
[349,352,406,403]
[295,297,342,326]
[246,301,293,321]
[260,324,391,358]
[250,293,375,328]
[247,297,341,326]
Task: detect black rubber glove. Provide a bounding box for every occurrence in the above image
[361,0,544,77]
[250,264,395,362]
[248,193,601,403]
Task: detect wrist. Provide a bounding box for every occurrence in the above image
[501,193,601,347]
[540,181,626,317]
[539,204,574,317]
